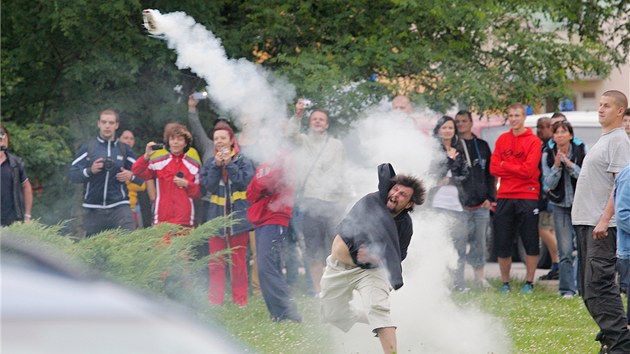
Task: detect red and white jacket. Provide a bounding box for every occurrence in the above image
[132,149,201,226]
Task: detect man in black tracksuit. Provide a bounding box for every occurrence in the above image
[69,109,139,236]
[320,163,425,354]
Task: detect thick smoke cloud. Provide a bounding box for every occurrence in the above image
[143,9,295,163]
[144,9,511,353]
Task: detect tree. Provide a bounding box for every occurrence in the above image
[227,0,628,113]
[2,0,627,225]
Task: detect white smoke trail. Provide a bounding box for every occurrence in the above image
[331,110,512,353]
[143,9,295,162]
[143,9,511,353]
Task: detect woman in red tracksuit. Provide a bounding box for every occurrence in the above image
[247,153,302,322]
[132,123,201,227]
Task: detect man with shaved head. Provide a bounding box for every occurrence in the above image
[391,95,434,135]
[572,90,630,353]
[392,95,413,114]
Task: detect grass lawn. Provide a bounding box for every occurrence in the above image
[207,279,605,353]
[455,279,602,354]
[205,294,332,353]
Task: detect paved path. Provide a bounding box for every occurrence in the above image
[467,261,559,291]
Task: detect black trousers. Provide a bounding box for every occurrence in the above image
[84,204,134,237]
[575,225,630,353]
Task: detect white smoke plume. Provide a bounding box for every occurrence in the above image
[143,9,511,353]
[332,110,512,353]
[143,9,295,163]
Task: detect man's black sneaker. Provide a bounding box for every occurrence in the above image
[538,270,559,280]
[271,315,302,323]
[595,331,609,354]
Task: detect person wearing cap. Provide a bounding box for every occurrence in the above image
[0,124,33,226]
[201,121,256,306]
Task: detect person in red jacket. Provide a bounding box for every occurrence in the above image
[132,123,201,227]
[490,103,542,294]
[246,153,301,322]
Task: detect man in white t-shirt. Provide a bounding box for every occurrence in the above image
[572,90,630,353]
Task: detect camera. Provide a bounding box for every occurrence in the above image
[192,91,208,100]
[151,143,164,150]
[103,157,114,171]
[302,98,312,108]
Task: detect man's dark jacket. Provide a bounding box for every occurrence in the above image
[5,152,28,221]
[68,137,137,208]
[459,135,495,207]
[337,163,413,290]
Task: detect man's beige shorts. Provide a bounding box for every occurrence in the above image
[319,255,394,333]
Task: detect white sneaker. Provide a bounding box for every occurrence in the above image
[476,278,491,289]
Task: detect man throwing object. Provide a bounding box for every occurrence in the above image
[320,163,425,354]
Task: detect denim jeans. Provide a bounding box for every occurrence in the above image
[256,224,301,321]
[436,208,467,288]
[617,258,630,292]
[463,207,490,269]
[617,258,630,325]
[553,205,577,295]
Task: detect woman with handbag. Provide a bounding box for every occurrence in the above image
[429,116,469,291]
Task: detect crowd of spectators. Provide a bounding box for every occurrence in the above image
[3,90,630,352]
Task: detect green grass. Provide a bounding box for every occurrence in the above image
[201,279,605,353]
[452,280,601,354]
[1,223,609,353]
[204,295,332,354]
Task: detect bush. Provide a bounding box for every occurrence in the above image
[2,218,232,306]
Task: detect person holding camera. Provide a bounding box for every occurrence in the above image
[69,109,138,237]
[201,121,255,306]
[132,123,201,226]
[286,101,346,297]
